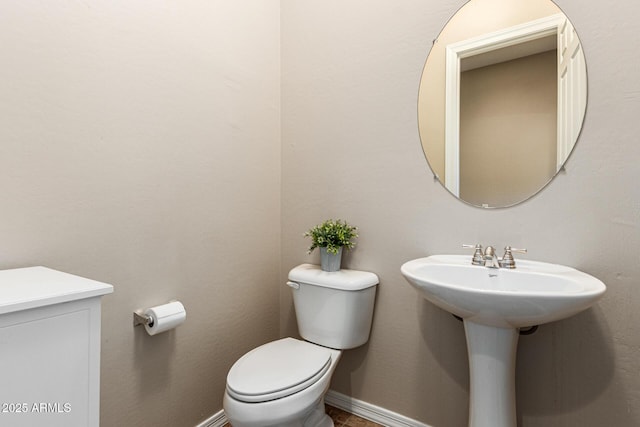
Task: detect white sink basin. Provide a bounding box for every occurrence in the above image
[401,254,606,427]
[401,254,606,328]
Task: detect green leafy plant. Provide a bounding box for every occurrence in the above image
[304,219,358,255]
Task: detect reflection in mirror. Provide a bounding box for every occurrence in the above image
[418,0,587,208]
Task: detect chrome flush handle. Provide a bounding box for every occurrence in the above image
[286,281,300,290]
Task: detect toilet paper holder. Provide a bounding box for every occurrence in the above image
[133,310,154,327]
[133,301,186,336]
[133,299,180,327]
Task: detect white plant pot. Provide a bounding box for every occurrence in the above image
[320,247,343,272]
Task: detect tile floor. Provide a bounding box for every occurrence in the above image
[223,404,384,427]
[325,405,384,427]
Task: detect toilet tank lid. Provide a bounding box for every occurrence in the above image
[288,264,378,291]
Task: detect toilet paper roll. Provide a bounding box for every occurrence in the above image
[144,301,186,336]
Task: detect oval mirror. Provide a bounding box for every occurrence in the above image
[418,0,587,208]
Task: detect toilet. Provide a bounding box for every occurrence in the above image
[223,263,378,427]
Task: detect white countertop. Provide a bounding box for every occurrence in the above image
[0,266,114,315]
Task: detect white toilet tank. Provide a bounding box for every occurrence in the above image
[287,264,378,350]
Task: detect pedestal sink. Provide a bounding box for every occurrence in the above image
[401,255,606,427]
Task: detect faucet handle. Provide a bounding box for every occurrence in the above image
[500,246,527,269]
[463,244,484,266]
[507,246,527,254]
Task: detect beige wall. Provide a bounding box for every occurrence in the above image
[0,1,280,426]
[282,0,640,426]
[460,50,557,207]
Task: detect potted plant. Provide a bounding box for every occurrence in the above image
[304,219,358,272]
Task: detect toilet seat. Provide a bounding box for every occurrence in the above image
[226,338,332,403]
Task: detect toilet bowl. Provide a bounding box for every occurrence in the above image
[223,264,378,427]
[223,338,341,427]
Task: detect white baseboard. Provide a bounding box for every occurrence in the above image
[197,390,431,427]
[195,408,228,427]
[325,390,432,427]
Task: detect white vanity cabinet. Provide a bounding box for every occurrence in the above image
[0,267,113,427]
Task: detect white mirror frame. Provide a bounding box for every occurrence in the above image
[443,13,584,198]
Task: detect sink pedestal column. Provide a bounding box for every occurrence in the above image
[464,320,519,427]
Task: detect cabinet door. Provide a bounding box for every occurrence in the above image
[0,299,101,427]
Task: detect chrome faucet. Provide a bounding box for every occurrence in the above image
[483,246,501,268]
[463,244,527,269]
